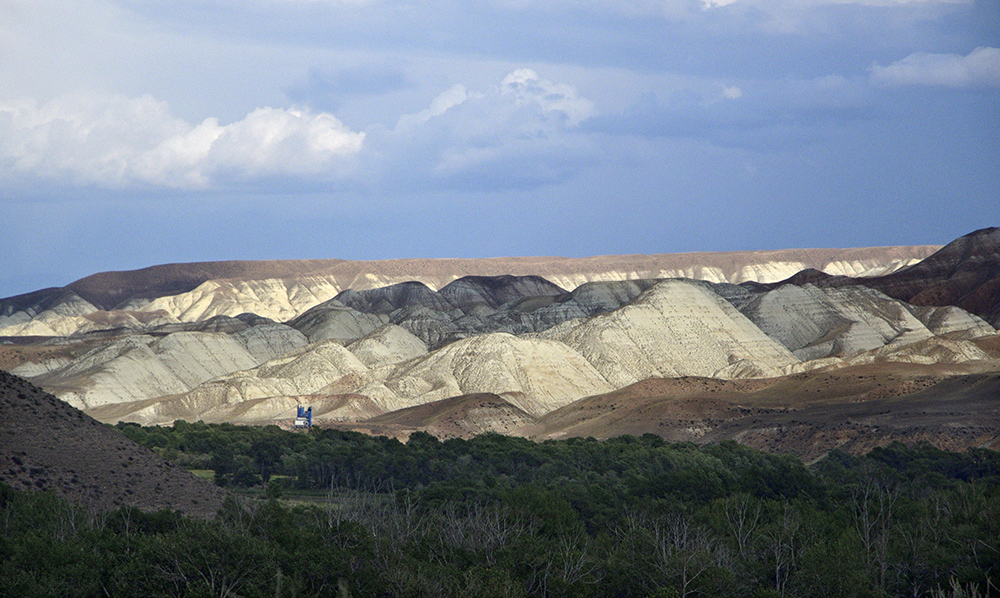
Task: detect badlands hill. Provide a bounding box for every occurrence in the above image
[0,243,937,338]
[1,228,998,458]
[0,370,226,516]
[777,227,1000,327]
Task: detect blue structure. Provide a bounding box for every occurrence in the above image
[294,405,312,428]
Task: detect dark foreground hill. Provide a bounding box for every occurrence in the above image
[0,369,226,517]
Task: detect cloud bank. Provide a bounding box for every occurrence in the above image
[870,47,1000,89]
[0,69,597,193]
[0,94,364,189]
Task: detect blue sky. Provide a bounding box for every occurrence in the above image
[1,0,998,297]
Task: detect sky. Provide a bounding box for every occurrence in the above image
[1,0,998,297]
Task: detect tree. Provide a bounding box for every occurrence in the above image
[724,493,762,560]
[250,438,284,484]
[762,501,801,597]
[851,470,899,593]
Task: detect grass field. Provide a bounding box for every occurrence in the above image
[187,469,214,481]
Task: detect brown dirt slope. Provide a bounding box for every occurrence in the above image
[527,364,1000,460]
[343,393,536,440]
[0,369,226,517]
[720,371,1000,461]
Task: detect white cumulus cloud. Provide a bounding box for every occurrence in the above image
[499,69,596,126]
[869,47,1000,88]
[204,107,364,179]
[0,92,364,189]
[396,84,476,128]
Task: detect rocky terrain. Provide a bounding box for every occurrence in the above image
[1,228,997,459]
[0,369,226,516]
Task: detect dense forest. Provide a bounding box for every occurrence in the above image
[3,422,999,598]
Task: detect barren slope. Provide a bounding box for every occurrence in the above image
[350,393,535,440]
[0,370,226,517]
[526,362,1000,460]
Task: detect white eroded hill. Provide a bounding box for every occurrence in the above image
[21,327,307,410]
[540,280,800,386]
[99,331,613,424]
